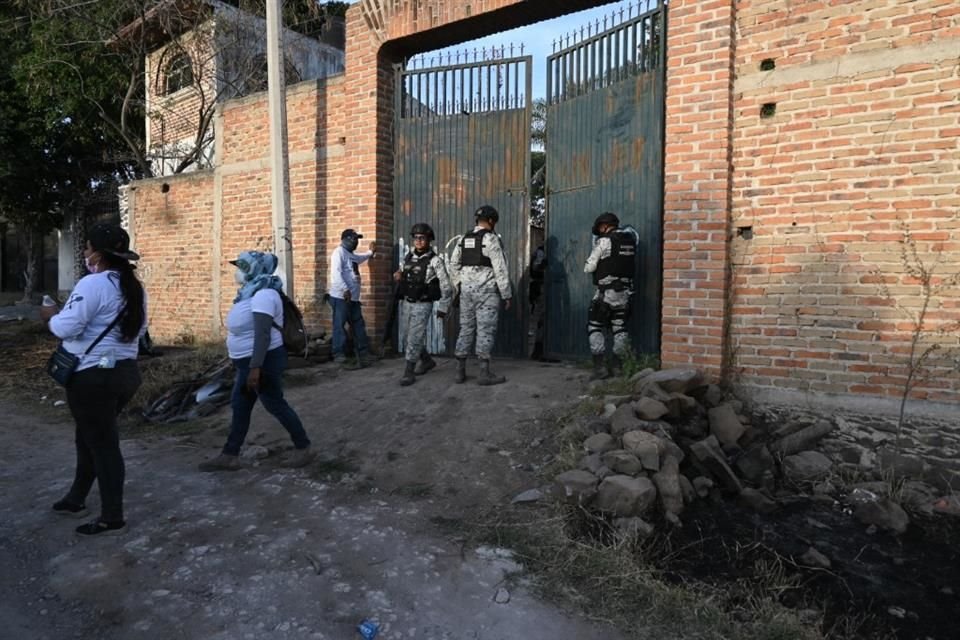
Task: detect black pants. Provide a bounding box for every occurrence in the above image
[64,360,141,522]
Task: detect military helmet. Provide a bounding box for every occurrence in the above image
[474,204,499,223]
[592,212,620,235]
[410,222,435,241]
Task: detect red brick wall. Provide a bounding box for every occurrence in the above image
[129,0,960,408]
[660,0,737,376]
[729,0,960,403]
[130,171,217,341]
[132,76,348,343]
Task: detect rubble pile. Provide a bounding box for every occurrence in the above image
[551,368,956,538]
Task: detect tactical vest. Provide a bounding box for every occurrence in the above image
[399,250,442,302]
[459,229,493,268]
[593,230,636,286]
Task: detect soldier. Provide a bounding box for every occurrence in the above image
[393,223,453,386]
[449,205,512,385]
[584,212,637,380]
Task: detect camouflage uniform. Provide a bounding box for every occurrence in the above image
[584,233,635,357]
[450,226,512,360]
[400,251,453,363]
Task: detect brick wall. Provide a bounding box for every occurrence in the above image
[128,0,960,410]
[132,75,348,343]
[729,0,960,405]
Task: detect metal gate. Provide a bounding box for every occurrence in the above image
[544,2,667,359]
[393,54,532,357]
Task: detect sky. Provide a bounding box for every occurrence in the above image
[343,0,647,99]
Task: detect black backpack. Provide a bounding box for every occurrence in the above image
[272,292,309,359]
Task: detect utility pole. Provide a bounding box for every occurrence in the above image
[266,0,294,291]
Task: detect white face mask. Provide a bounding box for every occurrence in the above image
[85,255,100,274]
[234,268,247,285]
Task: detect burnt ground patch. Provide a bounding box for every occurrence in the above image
[654,498,959,639]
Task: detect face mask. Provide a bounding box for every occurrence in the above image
[234,268,247,285]
[343,236,359,252]
[85,255,100,274]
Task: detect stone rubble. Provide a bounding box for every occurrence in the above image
[550,367,959,539]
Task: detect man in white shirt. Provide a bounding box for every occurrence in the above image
[328,228,377,366]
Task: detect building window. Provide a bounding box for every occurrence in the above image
[164,53,194,95]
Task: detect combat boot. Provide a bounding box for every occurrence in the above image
[400,361,417,386]
[414,353,436,375]
[455,357,467,384]
[476,359,506,386]
[589,354,609,381]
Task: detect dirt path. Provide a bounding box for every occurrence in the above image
[0,357,624,640]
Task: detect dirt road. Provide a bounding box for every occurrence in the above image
[0,357,623,640]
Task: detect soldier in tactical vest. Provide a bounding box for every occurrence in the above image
[449,205,512,385]
[584,212,637,380]
[393,223,453,386]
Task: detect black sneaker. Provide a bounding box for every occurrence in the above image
[52,499,88,518]
[75,519,127,537]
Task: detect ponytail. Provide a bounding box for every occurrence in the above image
[101,257,146,342]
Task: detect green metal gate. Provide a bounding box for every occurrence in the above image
[393,53,532,357]
[544,2,667,359]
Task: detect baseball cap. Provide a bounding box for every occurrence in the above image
[88,223,140,261]
[341,228,363,240]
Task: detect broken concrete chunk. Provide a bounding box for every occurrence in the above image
[511,489,544,504]
[692,476,714,497]
[653,456,684,516]
[771,420,836,456]
[584,432,617,454]
[594,475,657,517]
[601,450,645,476]
[708,404,746,446]
[621,430,664,471]
[782,451,833,482]
[690,435,742,493]
[633,397,669,421]
[552,470,598,505]
[644,368,705,394]
[663,392,699,419]
[610,404,642,437]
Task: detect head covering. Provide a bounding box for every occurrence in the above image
[340,228,363,240]
[88,223,140,261]
[230,251,283,302]
[474,205,499,223]
[592,212,620,236]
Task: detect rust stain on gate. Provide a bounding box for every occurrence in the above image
[544,1,667,359]
[393,55,532,357]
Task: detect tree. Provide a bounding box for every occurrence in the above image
[14,0,346,177]
[0,3,126,299]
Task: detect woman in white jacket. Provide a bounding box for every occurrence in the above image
[41,223,147,537]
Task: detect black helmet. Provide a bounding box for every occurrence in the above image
[474,205,499,223]
[592,212,619,235]
[410,222,435,241]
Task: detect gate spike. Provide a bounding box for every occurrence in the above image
[520,43,525,55]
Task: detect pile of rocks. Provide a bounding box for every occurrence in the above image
[551,368,946,537]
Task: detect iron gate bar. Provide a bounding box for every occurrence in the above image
[394,54,532,358]
[544,0,667,359]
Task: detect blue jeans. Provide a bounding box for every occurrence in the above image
[223,347,310,456]
[328,296,369,358]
